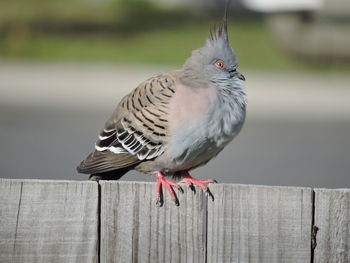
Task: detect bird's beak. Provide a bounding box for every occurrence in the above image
[236,72,245,81]
[230,71,245,81]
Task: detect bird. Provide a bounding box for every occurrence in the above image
[77,7,246,206]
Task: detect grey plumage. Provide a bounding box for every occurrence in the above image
[77,6,246,204]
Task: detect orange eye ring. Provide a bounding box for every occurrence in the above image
[215,60,225,69]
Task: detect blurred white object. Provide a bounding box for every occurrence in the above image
[243,0,350,63]
[242,0,323,12]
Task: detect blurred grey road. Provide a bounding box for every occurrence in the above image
[0,61,349,188]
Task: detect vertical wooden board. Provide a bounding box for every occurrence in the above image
[0,179,99,263]
[314,188,350,263]
[207,184,313,263]
[100,181,206,263]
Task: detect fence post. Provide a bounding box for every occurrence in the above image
[207,184,313,262]
[314,188,350,263]
[0,179,99,263]
[99,181,207,263]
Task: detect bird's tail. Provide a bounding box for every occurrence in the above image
[77,150,141,181]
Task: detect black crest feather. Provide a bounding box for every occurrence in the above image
[209,0,230,41]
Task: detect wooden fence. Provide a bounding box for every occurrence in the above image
[0,179,349,263]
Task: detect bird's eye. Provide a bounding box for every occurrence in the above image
[214,60,225,69]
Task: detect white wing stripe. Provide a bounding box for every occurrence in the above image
[98,133,115,140]
[95,145,108,151]
[95,144,127,154]
[109,146,128,154]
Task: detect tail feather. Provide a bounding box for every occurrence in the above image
[77,150,141,177]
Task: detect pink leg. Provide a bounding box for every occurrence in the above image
[155,172,183,206]
[180,171,217,200]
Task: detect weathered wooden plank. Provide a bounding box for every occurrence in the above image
[100,181,206,263]
[314,188,350,263]
[207,184,313,263]
[0,179,99,263]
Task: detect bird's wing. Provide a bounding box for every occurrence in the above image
[77,73,176,174]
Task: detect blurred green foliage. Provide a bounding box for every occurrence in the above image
[0,0,348,72]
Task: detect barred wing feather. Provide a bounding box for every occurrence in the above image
[93,74,174,164]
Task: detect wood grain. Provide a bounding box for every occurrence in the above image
[207,184,313,263]
[314,188,350,263]
[2,179,349,263]
[0,179,99,263]
[100,181,206,263]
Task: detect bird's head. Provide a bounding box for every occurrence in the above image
[181,8,245,86]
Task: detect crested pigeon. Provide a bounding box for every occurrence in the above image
[77,8,246,206]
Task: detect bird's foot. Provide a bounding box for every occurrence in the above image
[180,171,217,201]
[155,172,183,207]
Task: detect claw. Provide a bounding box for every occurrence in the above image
[180,171,216,200]
[156,198,164,207]
[178,186,184,194]
[205,187,215,201]
[189,184,196,193]
[155,172,181,206]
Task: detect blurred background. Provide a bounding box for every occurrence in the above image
[0,0,349,188]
